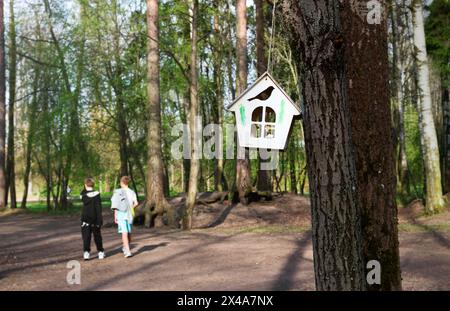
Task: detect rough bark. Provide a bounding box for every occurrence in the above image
[145,0,175,228]
[443,86,450,193]
[255,0,272,194]
[235,0,252,205]
[0,0,6,210]
[183,0,200,230]
[282,0,366,290]
[5,0,16,208]
[342,0,402,290]
[412,0,445,214]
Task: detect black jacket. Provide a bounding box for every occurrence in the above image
[80,189,103,226]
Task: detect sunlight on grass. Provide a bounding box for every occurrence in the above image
[398,223,450,233]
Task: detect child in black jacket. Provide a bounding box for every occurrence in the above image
[81,178,105,260]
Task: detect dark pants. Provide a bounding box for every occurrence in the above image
[81,224,104,252]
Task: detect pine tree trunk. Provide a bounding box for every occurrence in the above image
[443,86,450,193]
[235,0,252,205]
[341,0,402,290]
[183,0,200,230]
[0,0,6,210]
[282,0,366,290]
[255,0,272,195]
[412,0,445,214]
[145,0,174,228]
[5,0,16,209]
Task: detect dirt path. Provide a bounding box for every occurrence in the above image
[1,204,449,290]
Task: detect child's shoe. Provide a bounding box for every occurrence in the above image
[98,251,105,260]
[83,252,90,260]
[124,251,133,258]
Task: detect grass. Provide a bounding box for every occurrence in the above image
[1,197,114,217]
[203,225,311,235]
[398,223,450,233]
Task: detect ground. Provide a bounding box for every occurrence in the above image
[1,194,449,290]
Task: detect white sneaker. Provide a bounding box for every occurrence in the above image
[98,251,105,260]
[124,251,133,258]
[83,251,90,260]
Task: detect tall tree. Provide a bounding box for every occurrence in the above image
[255,0,272,195]
[5,0,16,208]
[341,0,402,290]
[0,0,6,210]
[391,0,410,196]
[413,0,445,214]
[235,0,252,204]
[21,67,40,209]
[183,0,200,230]
[212,0,225,192]
[145,0,174,227]
[282,0,366,290]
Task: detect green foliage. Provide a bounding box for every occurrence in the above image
[425,0,450,85]
[403,104,425,201]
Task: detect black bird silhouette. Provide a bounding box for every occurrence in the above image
[247,86,275,102]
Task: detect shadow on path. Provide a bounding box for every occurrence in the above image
[203,204,237,228]
[271,231,312,290]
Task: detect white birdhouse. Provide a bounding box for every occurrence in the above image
[227,72,301,150]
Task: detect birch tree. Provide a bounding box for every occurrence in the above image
[413,0,445,214]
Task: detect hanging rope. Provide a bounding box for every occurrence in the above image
[266,0,277,74]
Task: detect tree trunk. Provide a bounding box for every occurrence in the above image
[443,85,450,193]
[255,0,272,195]
[118,105,129,177]
[0,0,5,210]
[145,0,175,228]
[341,0,402,290]
[412,0,445,214]
[21,67,40,210]
[289,139,297,194]
[183,0,200,230]
[391,0,409,196]
[235,0,252,205]
[213,0,224,192]
[5,0,16,209]
[282,0,366,290]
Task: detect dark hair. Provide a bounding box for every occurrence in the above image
[84,178,95,188]
[120,176,131,186]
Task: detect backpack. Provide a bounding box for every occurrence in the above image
[113,189,130,213]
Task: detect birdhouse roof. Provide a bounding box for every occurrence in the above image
[227,71,301,114]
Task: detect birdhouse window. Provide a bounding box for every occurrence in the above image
[250,106,276,139]
[265,107,276,122]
